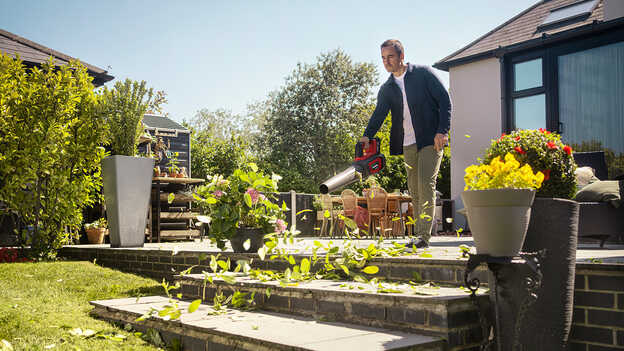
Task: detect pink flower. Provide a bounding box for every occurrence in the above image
[274,219,287,234]
[213,190,223,198]
[246,188,260,204]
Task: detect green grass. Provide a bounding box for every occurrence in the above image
[0,260,165,350]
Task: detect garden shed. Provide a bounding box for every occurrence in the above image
[140,114,192,176]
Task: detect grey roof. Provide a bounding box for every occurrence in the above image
[434,0,611,71]
[143,114,189,132]
[0,28,114,86]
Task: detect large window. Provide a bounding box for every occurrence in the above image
[505,30,624,178]
[558,41,624,177]
[511,57,546,130]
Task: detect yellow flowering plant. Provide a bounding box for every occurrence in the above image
[464,152,545,191]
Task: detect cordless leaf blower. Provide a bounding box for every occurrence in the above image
[319,137,386,194]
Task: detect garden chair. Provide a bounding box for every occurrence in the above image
[386,195,403,238]
[364,187,389,238]
[319,194,338,237]
[339,189,358,236]
[402,202,414,237]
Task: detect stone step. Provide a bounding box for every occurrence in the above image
[90,296,445,351]
[176,273,487,350]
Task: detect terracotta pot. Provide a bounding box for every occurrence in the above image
[86,228,107,244]
[461,188,535,257]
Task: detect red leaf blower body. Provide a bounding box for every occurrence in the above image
[319,137,386,194]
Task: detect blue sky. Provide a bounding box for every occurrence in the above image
[1,0,537,123]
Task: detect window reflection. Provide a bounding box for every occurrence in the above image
[514,94,545,130]
[514,58,543,91]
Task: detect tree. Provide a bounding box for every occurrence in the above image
[184,109,254,180]
[256,49,378,193]
[0,55,108,259]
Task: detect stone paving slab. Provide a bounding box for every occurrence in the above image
[91,297,444,351]
[70,236,624,263]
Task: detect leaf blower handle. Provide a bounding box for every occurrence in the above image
[359,136,370,152]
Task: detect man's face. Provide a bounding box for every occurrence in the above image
[381,46,404,74]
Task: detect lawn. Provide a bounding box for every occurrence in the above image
[0,260,165,350]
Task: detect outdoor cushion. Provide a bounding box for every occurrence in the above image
[575,180,623,208]
[574,166,600,191]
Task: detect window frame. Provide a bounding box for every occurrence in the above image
[502,27,624,135]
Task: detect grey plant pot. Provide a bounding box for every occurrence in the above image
[461,188,536,257]
[102,155,154,248]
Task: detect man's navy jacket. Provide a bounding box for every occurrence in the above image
[363,63,451,156]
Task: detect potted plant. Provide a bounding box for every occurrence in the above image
[167,152,183,178]
[100,79,156,248]
[481,128,579,349]
[84,218,108,244]
[194,163,287,253]
[462,152,544,257]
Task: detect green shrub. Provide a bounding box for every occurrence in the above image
[0,55,108,259]
[100,79,154,156]
[482,129,576,198]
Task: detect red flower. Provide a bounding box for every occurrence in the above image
[563,145,572,155]
[498,133,506,142]
[514,146,526,155]
[546,141,558,150]
[539,128,551,134]
[514,136,521,141]
[543,169,551,181]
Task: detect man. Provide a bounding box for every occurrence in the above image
[360,39,451,248]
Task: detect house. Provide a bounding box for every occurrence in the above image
[433,0,624,228]
[0,29,113,86]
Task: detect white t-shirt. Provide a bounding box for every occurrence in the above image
[394,70,417,146]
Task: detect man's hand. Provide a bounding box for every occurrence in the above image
[434,133,448,152]
[359,136,370,150]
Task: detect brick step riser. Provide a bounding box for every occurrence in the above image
[60,247,490,286]
[176,276,487,350]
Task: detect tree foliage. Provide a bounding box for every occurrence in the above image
[256,49,378,193]
[0,55,108,258]
[184,109,253,180]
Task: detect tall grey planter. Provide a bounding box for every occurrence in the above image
[102,155,154,248]
[519,198,579,350]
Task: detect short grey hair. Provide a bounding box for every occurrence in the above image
[380,39,404,56]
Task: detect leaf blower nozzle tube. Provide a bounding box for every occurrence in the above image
[318,137,386,194]
[319,166,360,194]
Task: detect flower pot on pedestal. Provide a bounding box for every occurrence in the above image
[102,155,154,248]
[461,188,536,257]
[230,227,265,253]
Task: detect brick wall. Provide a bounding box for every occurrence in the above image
[570,264,624,351]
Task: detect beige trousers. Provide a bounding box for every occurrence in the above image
[403,144,443,241]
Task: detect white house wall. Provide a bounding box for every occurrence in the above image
[448,58,501,229]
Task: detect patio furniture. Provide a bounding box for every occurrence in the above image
[386,195,403,237]
[364,187,389,238]
[573,151,624,246]
[339,189,358,234]
[319,194,338,237]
